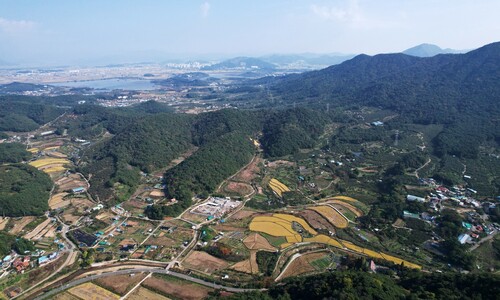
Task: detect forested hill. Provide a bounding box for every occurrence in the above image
[271,41,500,116]
[267,41,500,159]
[80,107,327,204]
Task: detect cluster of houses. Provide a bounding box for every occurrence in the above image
[1,251,60,276]
[405,178,499,245]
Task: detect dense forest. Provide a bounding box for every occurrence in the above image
[0,94,97,132]
[209,270,500,300]
[260,42,500,159]
[0,143,31,163]
[0,164,52,217]
[78,106,329,205]
[0,232,35,257]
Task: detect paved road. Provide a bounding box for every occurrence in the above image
[13,217,78,299]
[33,267,258,300]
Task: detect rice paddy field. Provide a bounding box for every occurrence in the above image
[248,211,421,270]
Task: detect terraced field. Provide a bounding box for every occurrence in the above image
[29,158,70,168]
[268,178,290,197]
[309,206,348,228]
[249,212,421,269]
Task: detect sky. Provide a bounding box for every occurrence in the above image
[0,0,499,65]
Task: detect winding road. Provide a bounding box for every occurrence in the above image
[33,267,259,300]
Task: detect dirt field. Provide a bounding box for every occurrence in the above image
[95,211,114,222]
[23,218,51,240]
[67,282,119,300]
[56,174,88,191]
[230,209,257,220]
[149,190,164,197]
[95,273,148,296]
[0,217,9,230]
[181,212,209,223]
[279,252,327,280]
[224,181,253,196]
[298,210,336,232]
[230,250,259,274]
[49,192,70,209]
[47,151,68,158]
[233,156,261,182]
[243,233,277,251]
[183,251,229,274]
[52,291,80,300]
[267,160,295,168]
[126,286,170,300]
[142,275,212,300]
[10,216,36,234]
[309,206,348,229]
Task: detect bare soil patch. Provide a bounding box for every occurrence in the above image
[149,190,164,197]
[126,286,170,300]
[279,252,326,280]
[24,218,51,240]
[183,251,229,274]
[49,192,70,209]
[67,282,119,300]
[56,174,87,191]
[230,209,257,220]
[224,181,253,196]
[243,233,277,251]
[142,275,212,300]
[233,156,261,182]
[267,160,295,168]
[231,251,259,274]
[94,272,148,295]
[10,216,36,234]
[52,291,80,300]
[298,210,336,232]
[181,211,208,223]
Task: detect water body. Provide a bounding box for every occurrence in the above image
[52,78,158,91]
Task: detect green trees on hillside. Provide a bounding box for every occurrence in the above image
[0,143,31,163]
[146,131,256,219]
[0,164,52,217]
[261,109,328,157]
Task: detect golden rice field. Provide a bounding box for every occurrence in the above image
[29,158,70,168]
[310,206,348,228]
[249,215,302,246]
[44,146,60,151]
[249,213,421,269]
[27,148,39,153]
[268,178,290,197]
[273,213,317,235]
[329,195,358,202]
[304,234,343,248]
[44,166,67,173]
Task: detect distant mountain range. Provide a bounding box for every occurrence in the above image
[260,53,355,67]
[402,43,465,57]
[203,53,356,70]
[265,41,499,159]
[202,57,277,71]
[270,41,499,109]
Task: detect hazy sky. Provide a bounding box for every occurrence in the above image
[1,0,499,65]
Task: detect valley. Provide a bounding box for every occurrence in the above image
[0,42,499,299]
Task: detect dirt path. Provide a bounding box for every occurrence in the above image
[470,231,498,251]
[414,158,431,179]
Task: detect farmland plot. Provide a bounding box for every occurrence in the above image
[309,206,348,228]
